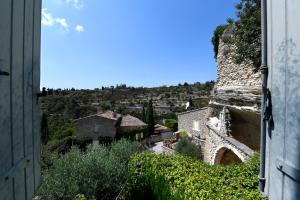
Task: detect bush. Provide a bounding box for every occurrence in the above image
[124,153,265,200]
[164,119,178,132]
[212,24,229,59]
[175,138,201,160]
[178,131,188,138]
[38,139,143,200]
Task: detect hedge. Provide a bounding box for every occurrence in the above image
[38,139,143,200]
[124,153,265,200]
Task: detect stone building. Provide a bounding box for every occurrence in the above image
[178,27,261,165]
[75,111,146,141]
[178,108,209,140]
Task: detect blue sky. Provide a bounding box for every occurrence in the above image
[41,0,238,89]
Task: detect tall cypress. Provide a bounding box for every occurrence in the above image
[146,99,155,137]
[41,112,49,144]
[142,103,146,123]
[188,97,195,110]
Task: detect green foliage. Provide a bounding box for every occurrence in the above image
[41,145,59,169]
[178,131,188,138]
[233,0,261,69]
[73,194,87,200]
[48,117,75,140]
[211,24,229,59]
[164,119,178,132]
[142,104,146,123]
[175,138,201,160]
[125,153,265,200]
[116,128,147,141]
[41,112,49,144]
[38,139,143,200]
[212,0,261,69]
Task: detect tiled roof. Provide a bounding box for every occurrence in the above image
[98,111,121,120]
[154,124,171,132]
[120,115,147,127]
[76,111,146,127]
[177,107,208,116]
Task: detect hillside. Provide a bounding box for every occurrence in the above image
[41,81,214,121]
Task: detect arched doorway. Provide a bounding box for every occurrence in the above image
[214,147,243,166]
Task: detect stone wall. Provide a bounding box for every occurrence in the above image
[203,118,254,164]
[177,108,209,139]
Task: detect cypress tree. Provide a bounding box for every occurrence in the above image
[142,103,146,123]
[188,97,195,110]
[41,112,49,144]
[146,99,155,137]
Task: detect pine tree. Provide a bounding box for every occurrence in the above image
[146,99,155,137]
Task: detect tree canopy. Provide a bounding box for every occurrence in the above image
[212,0,261,69]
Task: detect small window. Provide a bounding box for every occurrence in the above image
[193,120,200,131]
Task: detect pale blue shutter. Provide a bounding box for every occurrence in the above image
[0,0,42,199]
[265,0,300,199]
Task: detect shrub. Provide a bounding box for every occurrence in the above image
[124,153,265,200]
[164,119,178,132]
[178,131,188,138]
[38,139,143,200]
[211,24,229,59]
[175,138,201,160]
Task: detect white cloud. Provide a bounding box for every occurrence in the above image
[75,25,84,32]
[41,8,69,31]
[42,8,55,26]
[55,18,69,30]
[65,0,83,9]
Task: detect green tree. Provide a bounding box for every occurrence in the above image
[233,0,261,69]
[188,97,195,110]
[164,119,178,132]
[142,103,146,123]
[212,0,261,69]
[65,98,81,119]
[146,99,155,137]
[41,112,49,144]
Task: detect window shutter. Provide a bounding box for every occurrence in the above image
[0,0,42,199]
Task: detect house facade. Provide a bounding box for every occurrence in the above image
[75,111,146,141]
[178,107,210,140]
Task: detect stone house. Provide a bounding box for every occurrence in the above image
[75,111,147,142]
[178,108,210,140]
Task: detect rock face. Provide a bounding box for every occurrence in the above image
[212,27,262,112]
[177,27,262,165]
[203,27,262,164]
[216,28,261,89]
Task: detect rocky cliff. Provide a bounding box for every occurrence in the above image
[211,27,262,112]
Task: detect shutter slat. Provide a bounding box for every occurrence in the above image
[0,1,13,199]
